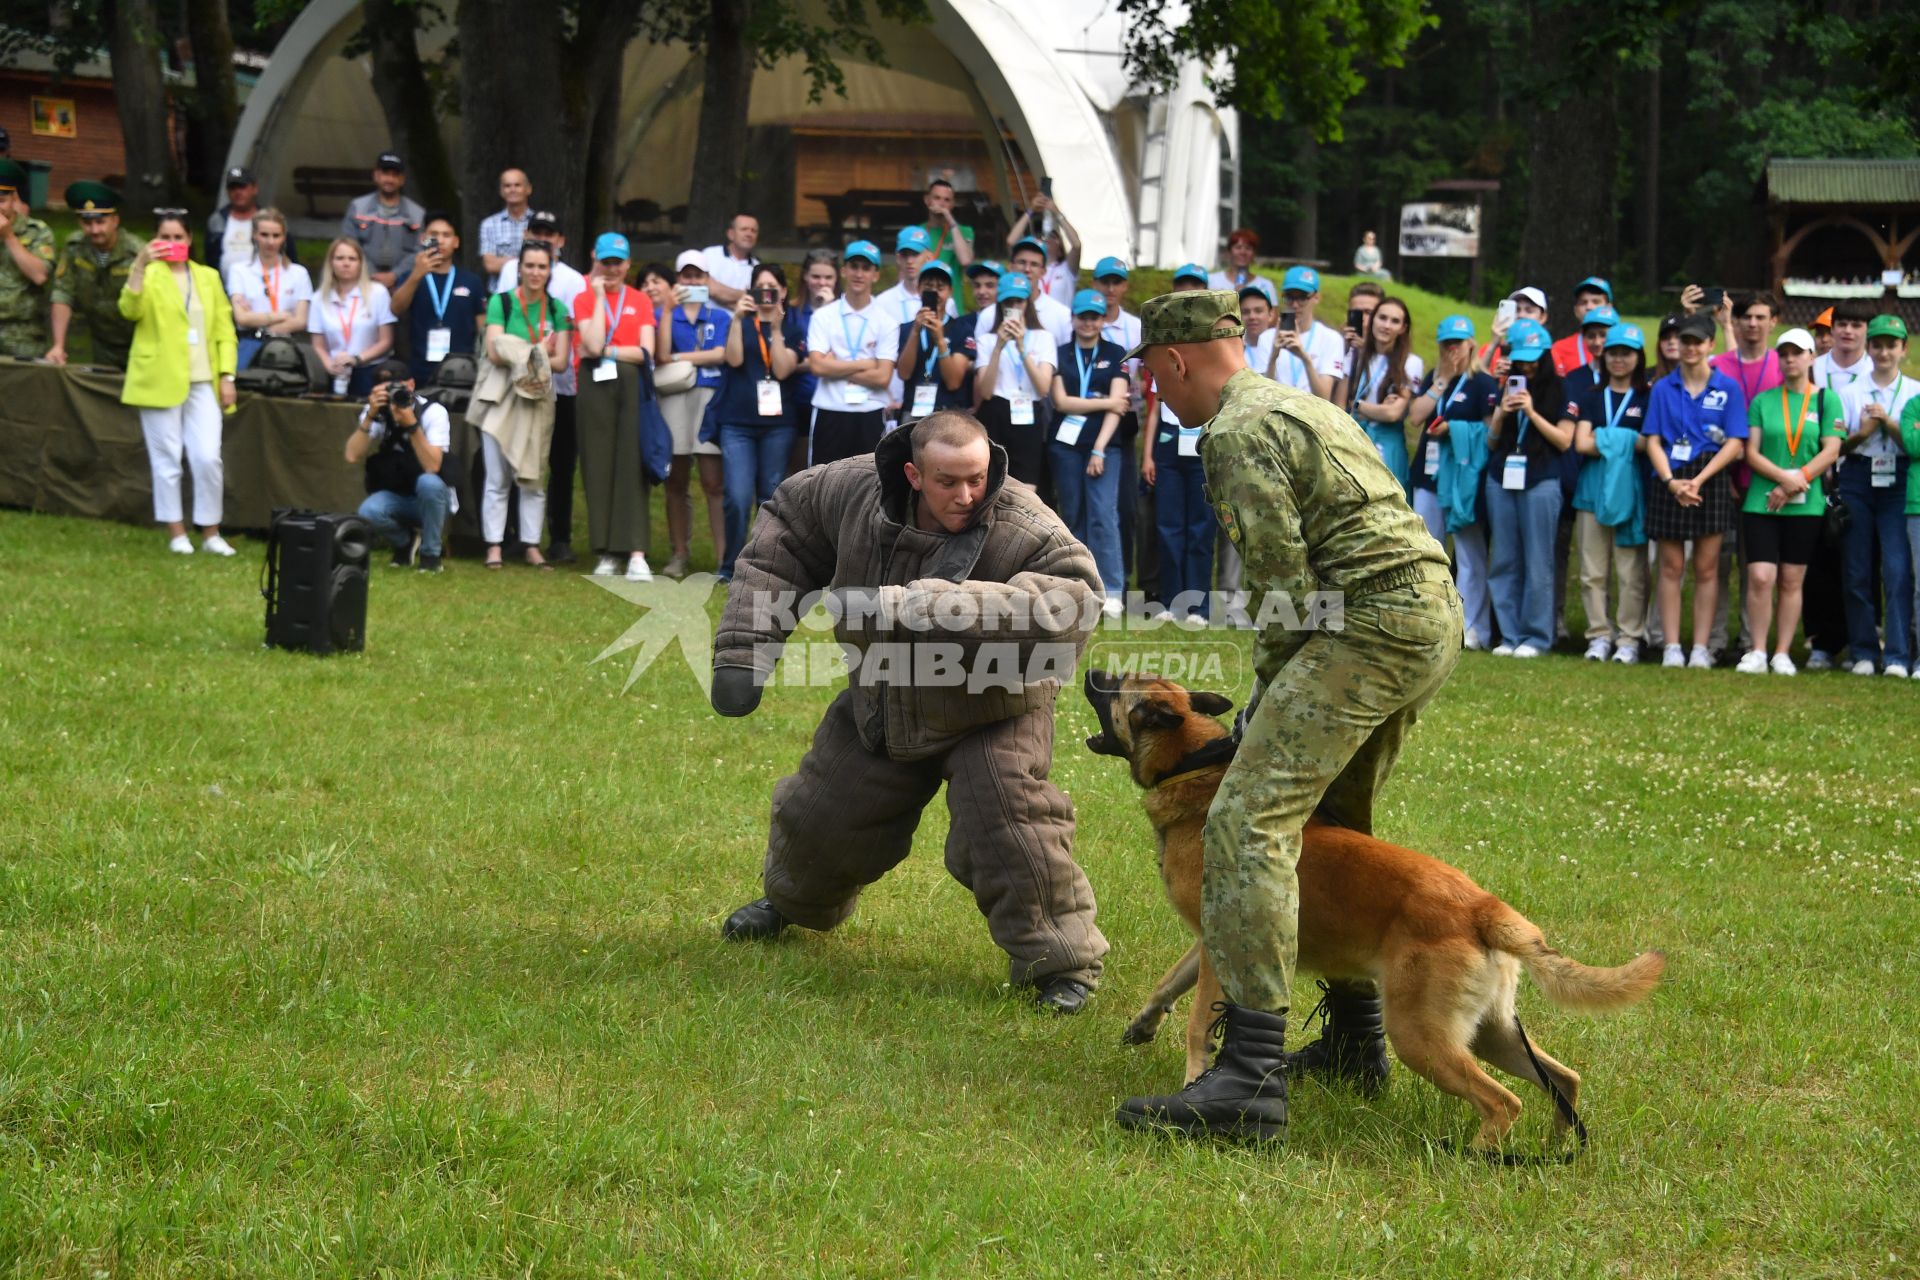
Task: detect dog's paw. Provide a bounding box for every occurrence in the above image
[1121,1014,1163,1045]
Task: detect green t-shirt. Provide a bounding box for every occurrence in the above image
[1743,385,1846,516]
[919,221,975,276]
[1901,395,1920,516]
[486,290,573,343]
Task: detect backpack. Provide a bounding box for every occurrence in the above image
[235,335,329,397]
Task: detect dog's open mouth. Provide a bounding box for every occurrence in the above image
[1083,668,1127,757]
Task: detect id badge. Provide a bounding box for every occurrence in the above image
[1424,439,1441,477]
[758,379,784,417]
[1872,453,1897,488]
[1010,395,1034,426]
[846,383,871,406]
[1056,414,1086,446]
[1786,485,1808,506]
[1178,426,1202,457]
[1502,455,1528,491]
[185,327,201,347]
[593,357,619,383]
[911,383,937,417]
[1670,440,1694,464]
[426,327,452,363]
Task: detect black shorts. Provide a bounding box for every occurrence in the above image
[810,408,886,467]
[1741,511,1822,567]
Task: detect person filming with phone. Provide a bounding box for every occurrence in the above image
[345,359,455,573]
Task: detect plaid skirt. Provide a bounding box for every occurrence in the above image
[1645,453,1736,542]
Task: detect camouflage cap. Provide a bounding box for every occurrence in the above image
[1124,289,1245,362]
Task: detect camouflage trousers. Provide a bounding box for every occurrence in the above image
[0,324,48,360]
[1201,578,1463,1013]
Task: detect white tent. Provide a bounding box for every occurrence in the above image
[227,0,1237,268]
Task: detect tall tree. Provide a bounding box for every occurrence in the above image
[107,0,177,212]
[351,0,461,219]
[182,0,239,189]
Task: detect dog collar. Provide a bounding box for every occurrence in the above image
[1148,736,1238,789]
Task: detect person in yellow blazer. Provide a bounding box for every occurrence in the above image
[119,211,240,555]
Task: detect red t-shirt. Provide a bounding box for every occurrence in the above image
[1550,332,1591,378]
[571,285,656,370]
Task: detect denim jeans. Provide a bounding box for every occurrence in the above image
[719,423,796,579]
[1414,487,1491,646]
[1154,459,1215,618]
[1048,442,1124,599]
[1838,459,1913,667]
[1482,477,1563,651]
[358,471,452,557]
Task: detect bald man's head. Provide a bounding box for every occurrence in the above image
[1130,290,1247,427]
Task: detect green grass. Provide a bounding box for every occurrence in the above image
[3,507,1918,1278]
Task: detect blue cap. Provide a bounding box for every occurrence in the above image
[1172,262,1208,284]
[1577,275,1613,301]
[895,226,933,254]
[1093,255,1130,281]
[1580,304,1620,330]
[592,232,631,261]
[966,258,1003,279]
[844,239,881,266]
[1237,280,1276,306]
[997,272,1032,301]
[1604,322,1645,352]
[918,259,953,283]
[1282,265,1321,295]
[1011,235,1047,258]
[1509,318,1551,362]
[1436,314,1475,343]
[1071,288,1106,316]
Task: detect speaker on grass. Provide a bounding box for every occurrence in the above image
[261,508,370,654]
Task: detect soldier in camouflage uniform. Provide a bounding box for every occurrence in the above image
[47,181,143,368]
[1115,290,1463,1142]
[0,160,57,360]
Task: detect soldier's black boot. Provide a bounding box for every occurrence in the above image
[1115,1003,1289,1142]
[721,897,790,941]
[1283,981,1390,1097]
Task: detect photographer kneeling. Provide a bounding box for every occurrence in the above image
[345,358,456,572]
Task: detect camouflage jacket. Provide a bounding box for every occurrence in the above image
[50,227,143,358]
[0,214,56,331]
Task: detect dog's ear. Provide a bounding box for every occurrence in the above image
[1189,691,1234,717]
[1127,700,1183,734]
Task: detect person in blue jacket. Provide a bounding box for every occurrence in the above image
[1409,314,1498,649]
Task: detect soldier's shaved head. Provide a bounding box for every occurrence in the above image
[1146,331,1247,428]
[909,410,989,470]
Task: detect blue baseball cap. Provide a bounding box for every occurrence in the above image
[1576,275,1613,301]
[895,226,933,254]
[1282,265,1321,295]
[965,258,1003,280]
[1580,304,1621,330]
[1093,256,1130,281]
[1071,288,1106,316]
[592,232,630,262]
[1509,321,1551,363]
[1172,262,1209,285]
[997,272,1032,301]
[1011,235,1047,259]
[1237,280,1276,306]
[844,240,882,266]
[918,259,953,284]
[1604,322,1645,352]
[1436,314,1475,343]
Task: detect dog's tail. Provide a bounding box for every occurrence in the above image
[1479,902,1665,1013]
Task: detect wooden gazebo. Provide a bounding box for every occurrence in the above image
[1765,158,1920,296]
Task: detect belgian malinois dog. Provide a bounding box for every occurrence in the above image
[1084,669,1665,1151]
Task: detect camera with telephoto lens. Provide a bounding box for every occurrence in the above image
[386,382,415,413]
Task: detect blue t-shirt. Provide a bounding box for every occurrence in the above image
[1413,369,1498,492]
[713,317,797,429]
[669,304,731,389]
[405,266,484,384]
[1642,368,1748,463]
[895,319,966,416]
[1052,338,1128,454]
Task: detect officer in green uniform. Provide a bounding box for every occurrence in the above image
[0,159,57,359]
[1114,290,1464,1143]
[47,181,143,368]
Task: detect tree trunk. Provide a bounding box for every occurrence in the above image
[1290,128,1318,262]
[1517,4,1619,333]
[581,70,623,244]
[683,0,754,249]
[363,0,461,221]
[1638,65,1660,294]
[183,0,238,192]
[107,0,177,214]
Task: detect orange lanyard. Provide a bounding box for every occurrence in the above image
[753,317,772,373]
[1781,386,1812,458]
[519,289,547,345]
[263,262,281,312]
[335,292,360,345]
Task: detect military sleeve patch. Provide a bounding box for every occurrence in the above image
[1214,498,1242,547]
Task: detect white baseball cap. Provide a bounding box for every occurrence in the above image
[1508,286,1548,311]
[675,249,709,274]
[1774,327,1816,352]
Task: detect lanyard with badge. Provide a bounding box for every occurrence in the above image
[1501,407,1530,490]
[1869,384,1901,486]
[1602,387,1635,433]
[1667,382,1702,465]
[263,262,282,315]
[424,270,455,363]
[909,321,942,419]
[1002,332,1035,426]
[181,269,201,347]
[1425,373,1468,478]
[592,286,628,382]
[1780,387,1814,505]
[754,319,783,417]
[1056,343,1099,446]
[840,302,871,405]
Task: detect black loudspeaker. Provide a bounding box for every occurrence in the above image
[262,509,371,654]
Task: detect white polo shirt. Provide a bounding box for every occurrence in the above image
[806,296,898,412]
[1034,292,1074,346]
[1270,320,1347,394]
[701,246,758,295]
[1838,373,1920,462]
[1812,350,1871,394]
[971,328,1056,402]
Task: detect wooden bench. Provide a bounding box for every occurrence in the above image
[291,166,370,220]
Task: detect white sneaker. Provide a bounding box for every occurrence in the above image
[167,534,194,555]
[625,553,653,582]
[593,556,619,576]
[1735,649,1769,675]
[1662,644,1685,668]
[1511,643,1542,659]
[1150,609,1176,624]
[201,534,235,556]
[1101,597,1124,620]
[1583,638,1612,662]
[1885,663,1909,679]
[1688,645,1713,670]
[1851,659,1877,676]
[1806,649,1833,671]
[1612,642,1640,665]
[1491,643,1515,657]
[1463,630,1487,652]
[1770,653,1797,676]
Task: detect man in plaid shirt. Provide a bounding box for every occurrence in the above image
[478,168,533,292]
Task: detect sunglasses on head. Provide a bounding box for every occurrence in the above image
[152,207,189,219]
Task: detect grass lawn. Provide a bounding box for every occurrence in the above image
[1,506,1917,1278]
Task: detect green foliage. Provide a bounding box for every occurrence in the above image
[637,0,934,105]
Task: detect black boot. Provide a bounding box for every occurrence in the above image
[1284,981,1391,1096]
[1115,1003,1289,1142]
[1033,975,1093,1015]
[721,897,790,941]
